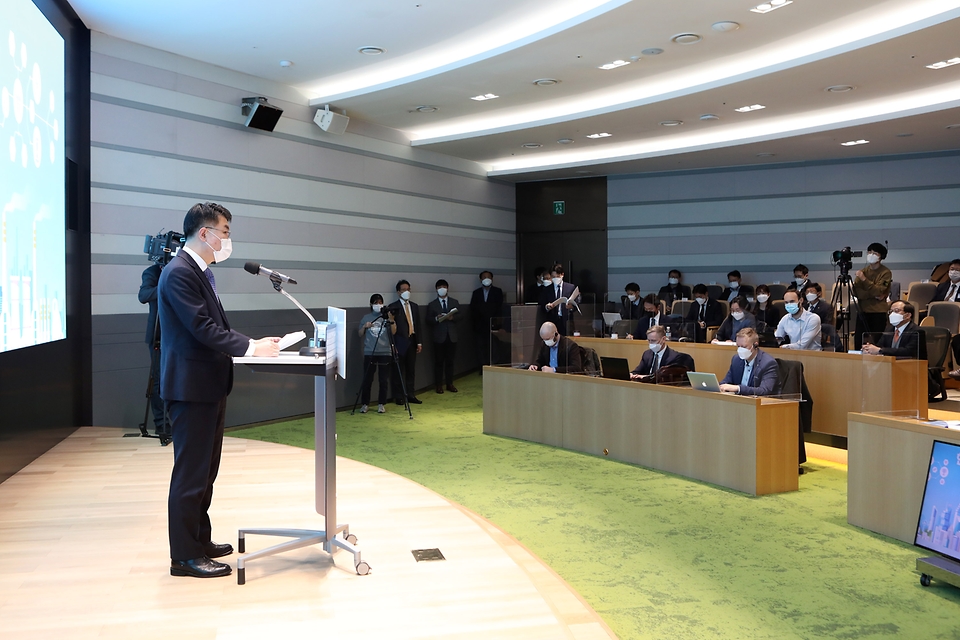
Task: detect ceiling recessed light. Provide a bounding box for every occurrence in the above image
[840,139,870,146]
[700,114,720,120]
[926,57,960,70]
[751,0,792,14]
[712,21,740,32]
[279,60,294,68]
[533,78,559,86]
[521,142,542,149]
[895,133,914,137]
[659,120,683,126]
[598,59,630,70]
[825,85,855,93]
[358,46,384,56]
[671,33,702,45]
[735,104,766,112]
[470,93,499,101]
[756,153,776,157]
[585,132,612,139]
[946,124,960,130]
[641,48,664,56]
[557,138,574,144]
[414,105,438,113]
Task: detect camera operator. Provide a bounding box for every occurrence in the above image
[138,262,166,435]
[358,294,396,414]
[853,243,892,349]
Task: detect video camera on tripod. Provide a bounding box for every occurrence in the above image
[143,230,185,266]
[831,246,863,276]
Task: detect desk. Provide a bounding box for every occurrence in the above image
[847,410,960,543]
[483,367,799,496]
[578,338,927,438]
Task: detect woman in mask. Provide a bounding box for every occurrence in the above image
[358,294,396,414]
[713,297,757,343]
[753,284,783,331]
[852,243,893,349]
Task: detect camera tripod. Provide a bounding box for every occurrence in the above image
[350,312,413,419]
[830,270,870,352]
[135,312,172,445]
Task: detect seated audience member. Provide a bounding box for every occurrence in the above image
[852,242,893,349]
[861,301,920,359]
[685,284,724,343]
[658,269,692,309]
[714,296,757,343]
[933,259,960,302]
[358,294,396,414]
[753,284,783,329]
[787,264,811,293]
[720,270,754,304]
[720,327,780,396]
[775,290,821,350]
[628,293,668,338]
[621,282,644,321]
[630,325,695,380]
[529,322,582,373]
[804,283,835,325]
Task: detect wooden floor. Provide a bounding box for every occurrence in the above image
[0,428,615,640]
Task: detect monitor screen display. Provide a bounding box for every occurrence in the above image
[915,440,960,561]
[1,0,66,353]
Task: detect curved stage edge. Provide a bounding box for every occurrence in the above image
[0,427,616,640]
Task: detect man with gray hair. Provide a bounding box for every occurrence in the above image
[529,322,582,373]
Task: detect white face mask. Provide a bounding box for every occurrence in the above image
[732,311,745,321]
[867,253,880,265]
[544,335,558,347]
[204,231,232,264]
[551,277,562,286]
[437,288,447,297]
[648,342,663,354]
[668,277,679,286]
[950,270,960,282]
[806,293,818,303]
[888,312,904,326]
[729,281,739,290]
[697,297,707,305]
[737,346,753,361]
[481,278,492,287]
[756,294,769,303]
[627,293,637,302]
[400,290,411,301]
[372,304,382,313]
[795,277,806,286]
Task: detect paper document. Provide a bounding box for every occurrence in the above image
[558,286,582,313]
[925,420,960,430]
[278,330,307,351]
[439,307,459,321]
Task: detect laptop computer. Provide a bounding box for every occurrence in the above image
[686,371,722,392]
[602,312,623,327]
[600,356,631,381]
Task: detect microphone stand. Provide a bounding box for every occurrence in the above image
[268,276,324,356]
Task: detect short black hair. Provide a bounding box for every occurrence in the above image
[183,202,231,239]
[396,279,411,292]
[951,259,960,268]
[899,301,916,318]
[756,284,770,294]
[534,266,546,278]
[370,294,383,305]
[731,296,747,311]
[551,264,565,276]
[435,279,448,288]
[669,269,682,278]
[727,270,741,280]
[479,270,493,279]
[793,264,808,276]
[692,284,708,295]
[804,282,823,295]
[643,293,659,306]
[867,242,888,260]
[625,282,640,293]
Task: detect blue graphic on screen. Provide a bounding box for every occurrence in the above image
[1,0,65,352]
[915,440,960,561]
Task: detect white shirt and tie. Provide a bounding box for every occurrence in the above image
[945,282,960,302]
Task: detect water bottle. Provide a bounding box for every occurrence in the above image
[665,326,672,341]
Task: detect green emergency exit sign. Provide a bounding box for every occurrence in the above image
[553,201,565,215]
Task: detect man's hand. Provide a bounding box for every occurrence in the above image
[528,364,539,371]
[416,344,423,354]
[541,366,556,373]
[364,321,373,329]
[856,270,866,281]
[720,384,739,393]
[862,343,881,355]
[625,334,634,340]
[698,321,706,328]
[252,337,280,357]
[630,373,642,380]
[565,303,573,310]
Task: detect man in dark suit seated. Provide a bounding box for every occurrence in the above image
[803,283,835,325]
[787,264,811,294]
[158,202,280,579]
[630,325,695,381]
[469,270,503,370]
[861,301,921,359]
[528,322,582,373]
[621,282,644,321]
[628,293,669,339]
[933,259,960,302]
[685,284,724,343]
[658,269,692,310]
[720,327,780,396]
[720,270,754,304]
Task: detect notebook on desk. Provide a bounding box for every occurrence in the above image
[600,357,631,381]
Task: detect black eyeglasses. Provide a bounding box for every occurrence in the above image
[204,226,231,239]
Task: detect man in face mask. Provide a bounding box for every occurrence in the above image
[684,284,724,343]
[621,283,643,321]
[541,264,580,336]
[803,283,834,325]
[862,301,920,359]
[427,279,463,393]
[387,280,423,405]
[158,202,280,579]
[787,264,810,293]
[658,269,691,310]
[934,260,960,379]
[720,270,753,304]
[529,322,582,373]
[720,327,780,396]
[358,294,396,414]
[470,270,504,371]
[774,290,821,350]
[852,242,892,349]
[629,325,695,380]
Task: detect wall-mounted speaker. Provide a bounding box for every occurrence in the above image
[241,97,283,132]
[314,106,350,135]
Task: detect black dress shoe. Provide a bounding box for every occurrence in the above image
[170,557,231,578]
[949,369,960,381]
[203,541,234,558]
[395,397,405,405]
[446,385,458,393]
[436,386,444,394]
[408,396,422,404]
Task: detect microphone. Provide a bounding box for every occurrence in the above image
[244,261,297,285]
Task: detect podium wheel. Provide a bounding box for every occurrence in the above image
[920,574,931,587]
[356,561,371,575]
[344,533,358,545]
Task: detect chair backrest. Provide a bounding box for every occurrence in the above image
[905,281,924,299]
[655,364,690,386]
[889,281,901,302]
[717,300,730,318]
[821,323,839,352]
[706,326,719,342]
[706,284,723,300]
[907,282,939,314]
[671,300,693,317]
[580,346,601,375]
[919,327,951,370]
[927,301,960,334]
[920,316,936,327]
[767,284,787,301]
[772,300,787,317]
[611,320,633,337]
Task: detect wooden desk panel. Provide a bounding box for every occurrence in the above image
[483,367,799,495]
[578,338,928,437]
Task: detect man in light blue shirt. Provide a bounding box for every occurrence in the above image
[775,290,821,350]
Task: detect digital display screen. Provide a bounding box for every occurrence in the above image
[1,0,66,352]
[915,440,960,561]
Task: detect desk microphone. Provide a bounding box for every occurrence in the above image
[244,261,297,285]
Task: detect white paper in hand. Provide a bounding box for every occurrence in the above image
[278,331,307,351]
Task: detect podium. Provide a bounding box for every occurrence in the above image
[233,343,369,584]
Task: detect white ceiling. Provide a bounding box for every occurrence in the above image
[71,0,960,181]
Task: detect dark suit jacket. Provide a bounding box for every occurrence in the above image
[387,299,420,356]
[787,279,810,293]
[631,346,695,376]
[158,252,250,402]
[658,284,692,310]
[534,336,582,373]
[426,296,462,343]
[875,321,923,359]
[720,285,754,303]
[621,299,644,321]
[469,286,504,332]
[540,281,579,331]
[754,304,783,330]
[685,298,725,329]
[720,349,780,396]
[933,280,960,302]
[633,312,668,338]
[139,263,162,345]
[805,300,835,325]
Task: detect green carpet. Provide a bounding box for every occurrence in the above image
[232,375,960,639]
